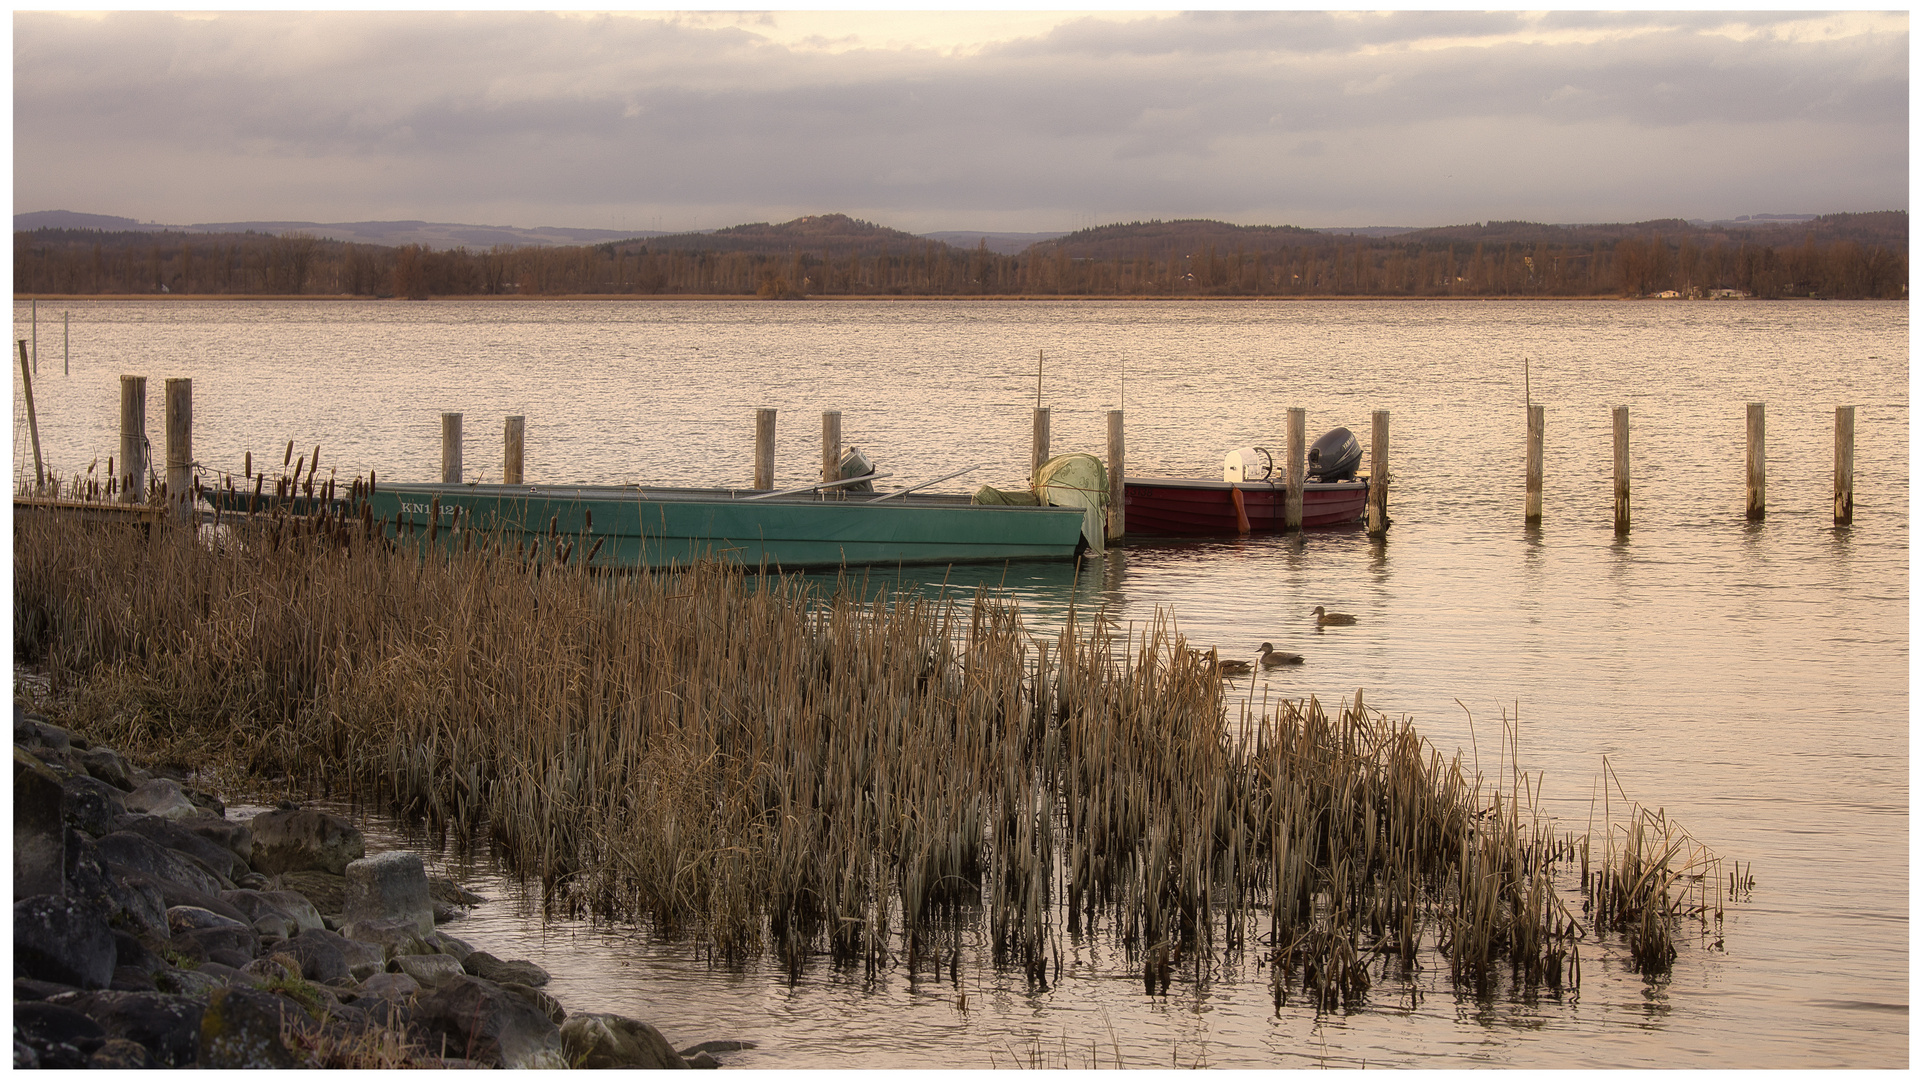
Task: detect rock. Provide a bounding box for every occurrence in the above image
[183,814,256,864]
[462,950,551,987]
[108,864,246,930]
[14,711,72,753]
[222,888,326,935]
[123,778,199,820]
[76,746,138,791]
[14,894,115,990]
[112,812,251,881]
[680,1039,759,1055]
[112,930,168,977]
[63,834,171,940]
[344,850,434,934]
[243,955,301,981]
[354,971,421,1000]
[61,774,124,838]
[389,952,467,988]
[184,787,226,817]
[430,875,488,908]
[197,986,306,1068]
[166,904,250,934]
[264,932,351,984]
[94,830,231,897]
[57,989,206,1068]
[411,975,566,1069]
[168,924,259,969]
[15,747,68,898]
[14,999,108,1048]
[90,1036,152,1068]
[560,1012,689,1069]
[15,977,84,1001]
[111,965,159,991]
[432,931,476,961]
[154,965,239,998]
[345,915,437,959]
[248,808,365,876]
[275,869,350,918]
[500,981,567,1025]
[686,1050,721,1068]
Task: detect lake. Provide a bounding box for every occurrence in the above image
[12,297,1909,1067]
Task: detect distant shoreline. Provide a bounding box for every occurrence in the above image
[13,292,1835,303]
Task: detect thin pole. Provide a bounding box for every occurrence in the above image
[504,415,524,485]
[1284,407,1305,531]
[441,412,463,484]
[120,374,148,503]
[31,299,37,374]
[1036,349,1044,408]
[16,341,43,491]
[63,311,69,375]
[1106,409,1125,540]
[1612,405,1630,535]
[166,378,192,524]
[1367,409,1389,537]
[1834,405,1855,525]
[753,408,776,490]
[1746,402,1766,521]
[1030,407,1051,486]
[822,410,842,484]
[1525,404,1544,525]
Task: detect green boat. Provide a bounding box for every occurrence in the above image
[207,479,1094,570]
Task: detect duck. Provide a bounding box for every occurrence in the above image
[1258,642,1304,667]
[1216,658,1255,677]
[1312,605,1358,626]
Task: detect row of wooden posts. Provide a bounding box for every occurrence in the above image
[38,363,1857,536]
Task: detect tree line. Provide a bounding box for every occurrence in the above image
[14,221,1906,300]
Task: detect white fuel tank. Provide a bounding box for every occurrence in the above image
[1223,446,1277,483]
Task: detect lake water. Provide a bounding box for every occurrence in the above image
[12,298,1909,1067]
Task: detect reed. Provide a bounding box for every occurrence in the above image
[13,473,1738,1007]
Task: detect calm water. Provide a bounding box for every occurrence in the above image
[13,299,1909,1067]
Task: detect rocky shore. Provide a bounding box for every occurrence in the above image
[13,706,752,1068]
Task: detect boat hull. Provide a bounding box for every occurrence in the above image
[209,482,1090,569]
[1123,477,1368,534]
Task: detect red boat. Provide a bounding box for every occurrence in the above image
[1123,428,1371,536]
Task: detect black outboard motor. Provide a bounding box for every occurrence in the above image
[1306,427,1362,482]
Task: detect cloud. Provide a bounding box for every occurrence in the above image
[13,10,1908,231]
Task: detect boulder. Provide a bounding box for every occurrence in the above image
[95,830,231,897]
[389,952,468,988]
[112,813,251,881]
[500,981,567,1025]
[110,966,159,992]
[197,986,307,1069]
[222,888,326,935]
[264,932,351,984]
[431,875,488,908]
[15,977,85,1001]
[76,746,138,791]
[14,894,116,990]
[411,974,566,1069]
[168,924,259,969]
[248,807,364,876]
[560,1012,690,1069]
[344,850,434,934]
[14,710,72,753]
[155,965,241,998]
[14,999,108,1049]
[345,915,437,959]
[15,750,68,900]
[167,904,250,934]
[275,869,351,918]
[90,1036,153,1068]
[462,950,551,987]
[432,931,476,961]
[62,774,124,838]
[123,777,199,820]
[63,834,171,940]
[184,787,226,817]
[687,1050,721,1068]
[57,989,206,1068]
[353,971,421,1000]
[112,929,169,976]
[183,814,256,864]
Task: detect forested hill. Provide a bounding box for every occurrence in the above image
[625,214,955,258]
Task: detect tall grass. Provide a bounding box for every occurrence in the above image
[14,490,1735,1004]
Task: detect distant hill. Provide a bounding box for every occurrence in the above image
[1029,219,1336,258]
[12,210,651,249]
[614,213,960,258]
[922,230,1068,255]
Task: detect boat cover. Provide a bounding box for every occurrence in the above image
[1034,453,1109,555]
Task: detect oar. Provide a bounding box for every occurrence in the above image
[871,464,982,502]
[741,471,894,501]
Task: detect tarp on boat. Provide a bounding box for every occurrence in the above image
[971,485,1041,506]
[1034,453,1109,556]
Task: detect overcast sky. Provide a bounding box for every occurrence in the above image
[12,9,1909,234]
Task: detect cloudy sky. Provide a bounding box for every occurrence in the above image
[12,9,1909,234]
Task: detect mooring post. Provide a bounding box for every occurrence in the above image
[503,415,524,485]
[1525,404,1544,525]
[1285,408,1306,531]
[1106,409,1126,540]
[441,412,463,484]
[1834,405,1855,525]
[1612,405,1630,534]
[822,410,842,484]
[1367,409,1389,537]
[753,408,777,490]
[63,311,69,376]
[165,378,192,524]
[120,374,148,503]
[16,341,43,491]
[1746,402,1766,521]
[31,298,37,374]
[1030,407,1051,486]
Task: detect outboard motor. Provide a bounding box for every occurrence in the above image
[1306,427,1362,482]
[838,447,876,493]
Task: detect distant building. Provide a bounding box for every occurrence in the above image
[1654,290,1681,299]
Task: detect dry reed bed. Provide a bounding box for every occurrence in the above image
[14,495,1738,1006]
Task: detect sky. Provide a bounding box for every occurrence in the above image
[10,8,1910,234]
